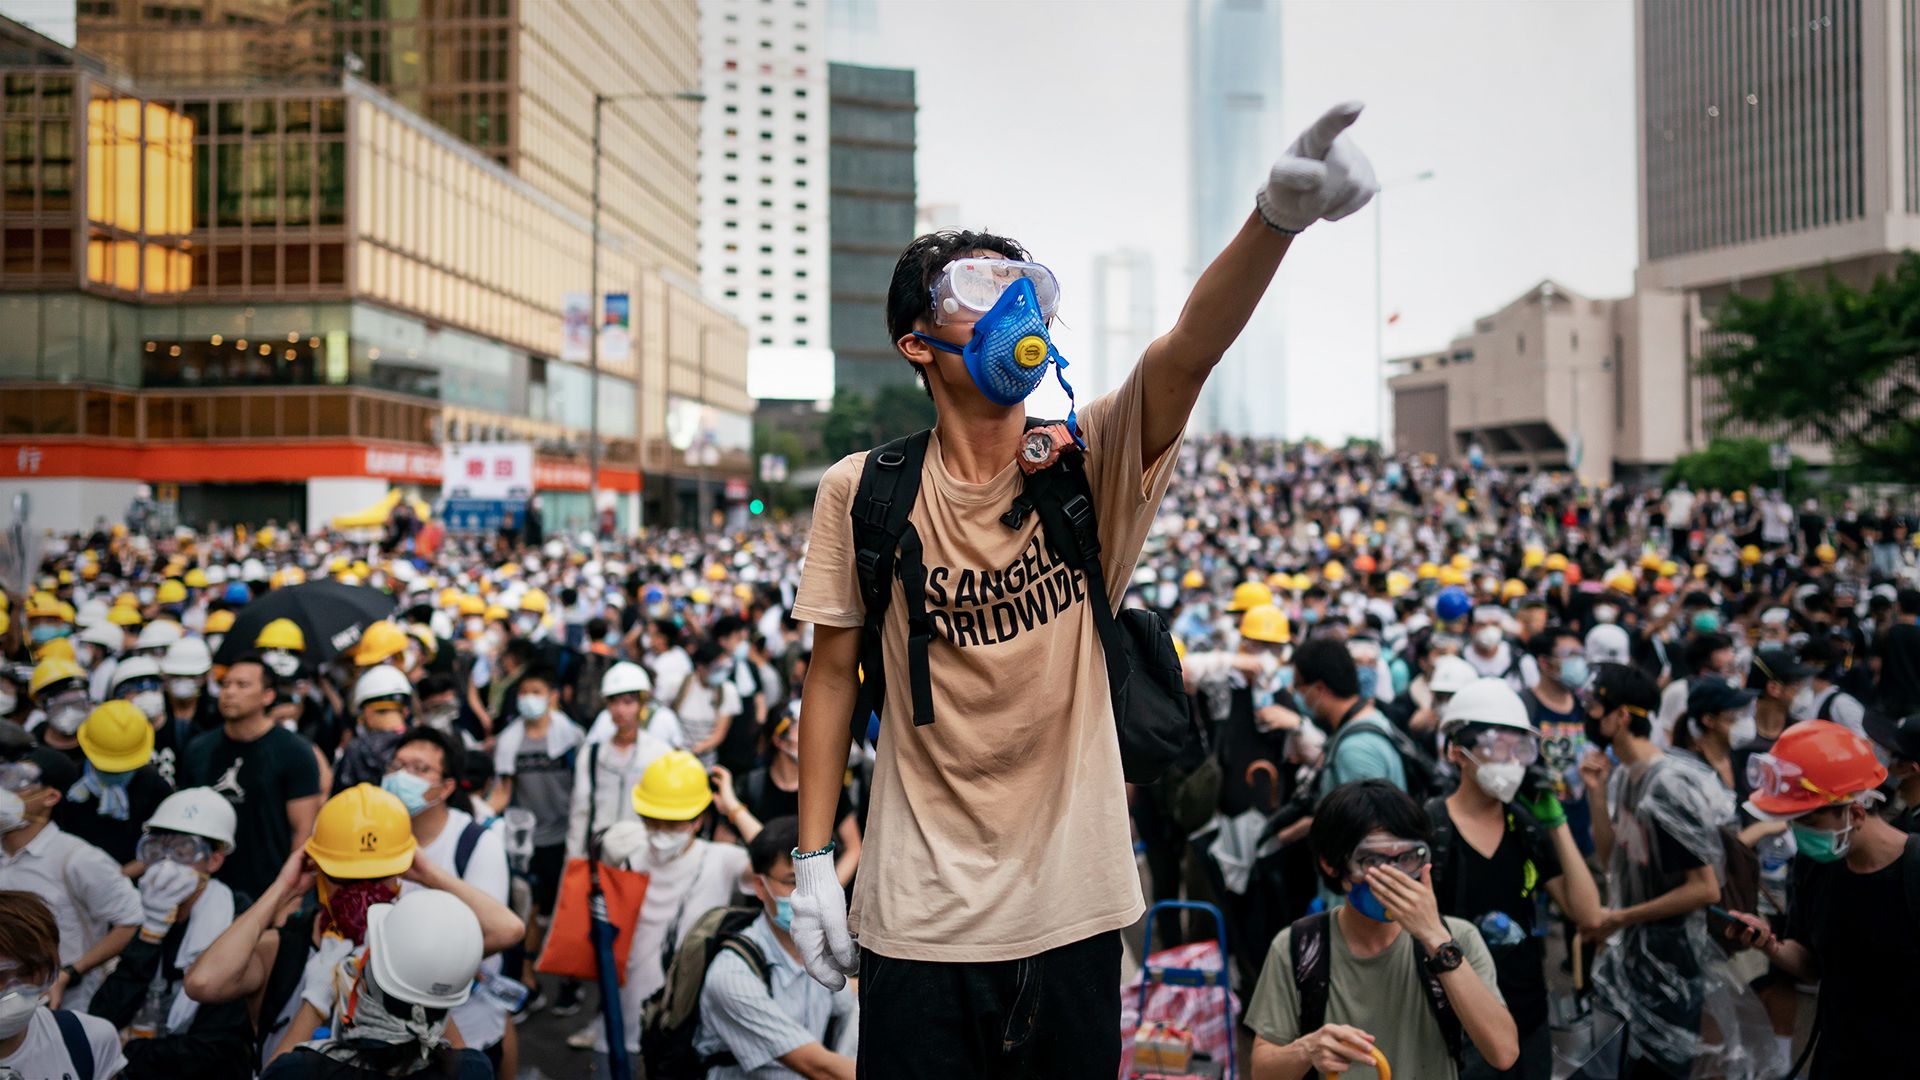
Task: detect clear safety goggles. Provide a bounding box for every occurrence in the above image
[1348,839,1430,878]
[1461,728,1540,766]
[0,761,42,793]
[0,960,53,999]
[40,687,89,714]
[137,831,214,867]
[116,677,163,697]
[1746,752,1861,808]
[928,258,1061,326]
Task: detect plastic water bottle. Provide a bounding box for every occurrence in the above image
[1475,910,1527,948]
[475,969,531,1013]
[1757,830,1794,918]
[501,808,536,876]
[126,973,171,1040]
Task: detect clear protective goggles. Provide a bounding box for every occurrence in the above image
[0,960,53,999]
[137,831,214,867]
[928,258,1061,326]
[39,686,89,714]
[0,761,42,793]
[1746,752,1856,808]
[1460,728,1540,766]
[116,677,163,696]
[1348,839,1430,877]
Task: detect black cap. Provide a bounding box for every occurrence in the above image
[1747,646,1812,689]
[1687,676,1758,718]
[22,746,79,795]
[1865,711,1920,763]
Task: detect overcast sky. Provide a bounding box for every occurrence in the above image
[831,0,1639,440]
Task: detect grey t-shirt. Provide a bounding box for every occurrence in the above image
[510,732,576,847]
[1246,913,1502,1080]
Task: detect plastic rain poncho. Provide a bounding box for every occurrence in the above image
[1591,753,1785,1080]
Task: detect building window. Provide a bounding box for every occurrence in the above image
[761,85,773,95]
[759,313,772,322]
[759,244,773,253]
[795,246,809,256]
[1516,333,1525,354]
[724,104,738,114]
[795,111,807,121]
[759,108,773,118]
[725,289,738,298]
[723,196,738,206]
[1571,330,1579,350]
[725,220,738,229]
[795,88,808,99]
[794,201,807,210]
[794,269,807,278]
[795,337,808,346]
[724,151,738,160]
[795,292,807,302]
[758,198,772,208]
[759,268,772,276]
[795,134,807,144]
[759,222,773,231]
[795,224,808,234]
[759,336,773,345]
[795,178,808,187]
[725,265,738,275]
[794,314,808,324]
[759,290,773,299]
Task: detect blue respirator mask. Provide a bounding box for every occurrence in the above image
[913,259,1080,437]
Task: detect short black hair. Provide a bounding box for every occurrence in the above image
[395,725,466,785]
[712,615,748,641]
[1293,637,1359,698]
[225,654,279,705]
[415,673,458,700]
[586,616,608,640]
[1589,661,1658,737]
[748,815,800,876]
[1683,631,1734,672]
[1899,589,1920,617]
[691,639,726,669]
[651,618,684,646]
[886,230,1031,385]
[518,664,559,692]
[503,638,538,668]
[1526,625,1579,658]
[1309,779,1432,890]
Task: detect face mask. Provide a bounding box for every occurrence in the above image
[0,987,44,1039]
[1471,759,1526,803]
[72,643,99,669]
[1594,604,1619,625]
[912,277,1080,430]
[262,649,301,678]
[29,624,65,645]
[0,789,27,833]
[1474,626,1503,650]
[421,702,459,732]
[49,703,88,736]
[1730,703,1757,745]
[706,666,731,688]
[1546,572,1565,589]
[381,771,435,816]
[464,617,484,639]
[1346,878,1393,922]
[138,587,156,605]
[0,685,15,715]
[1356,667,1379,701]
[1790,819,1853,863]
[1692,611,1722,634]
[1557,657,1590,690]
[647,828,694,864]
[168,677,200,700]
[513,614,540,636]
[517,694,548,720]
[130,690,165,721]
[1584,712,1612,750]
[317,877,399,944]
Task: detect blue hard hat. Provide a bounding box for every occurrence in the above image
[223,582,252,605]
[1435,586,1472,622]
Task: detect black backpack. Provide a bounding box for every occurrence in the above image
[1290,910,1462,1063]
[638,905,771,1080]
[1322,707,1447,801]
[847,422,1193,784]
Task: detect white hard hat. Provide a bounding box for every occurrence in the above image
[1429,655,1479,696]
[78,621,124,651]
[1585,623,1632,665]
[74,599,110,629]
[365,890,483,1009]
[241,558,269,583]
[601,662,652,698]
[160,637,214,677]
[109,656,161,690]
[146,787,238,849]
[203,564,229,585]
[352,665,415,711]
[135,620,184,652]
[1440,677,1533,733]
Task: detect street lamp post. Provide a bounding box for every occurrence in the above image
[1374,169,1435,451]
[588,88,703,528]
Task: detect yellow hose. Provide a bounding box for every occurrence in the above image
[1323,1046,1390,1080]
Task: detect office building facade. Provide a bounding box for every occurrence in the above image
[827,60,914,393]
[1088,249,1156,398]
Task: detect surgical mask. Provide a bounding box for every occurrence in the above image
[0,790,26,833]
[1730,703,1757,746]
[1593,604,1619,624]
[72,643,100,668]
[48,702,88,736]
[1346,878,1393,922]
[1692,611,1722,634]
[381,771,435,816]
[168,677,200,700]
[29,624,64,645]
[1474,626,1502,650]
[1356,667,1379,701]
[1556,656,1590,690]
[731,640,750,661]
[261,649,301,678]
[913,276,1080,431]
[0,985,45,1039]
[1546,572,1565,589]
[1471,760,1526,804]
[130,690,166,721]
[706,666,731,689]
[463,617,484,639]
[1790,819,1852,863]
[516,693,548,720]
[420,702,460,732]
[770,895,794,932]
[647,828,694,863]
[513,614,540,636]
[1300,607,1321,626]
[0,685,14,715]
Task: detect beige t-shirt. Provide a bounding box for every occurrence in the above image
[793,368,1182,961]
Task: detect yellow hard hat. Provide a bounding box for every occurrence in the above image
[29,658,86,698]
[438,587,461,609]
[1181,569,1205,590]
[1501,579,1527,601]
[1416,562,1440,581]
[1385,571,1412,598]
[184,568,209,589]
[1172,636,1187,662]
[518,589,550,615]
[1638,552,1664,572]
[156,579,187,605]
[57,602,74,624]
[457,595,487,617]
[114,592,139,609]
[80,562,99,581]
[406,625,438,662]
[1815,543,1837,565]
[1239,604,1291,645]
[733,583,754,602]
[484,605,511,624]
[1656,560,1678,578]
[1439,567,1470,588]
[329,556,351,574]
[1607,571,1638,595]
[24,592,62,620]
[1322,561,1347,584]
[354,620,409,666]
[1449,554,1473,572]
[1545,553,1569,572]
[1227,581,1275,613]
[1265,571,1291,591]
[1325,533,1343,551]
[305,784,417,879]
[33,637,75,663]
[669,553,686,570]
[704,563,728,582]
[204,609,237,634]
[254,617,307,651]
[1731,489,1747,503]
[107,606,143,628]
[690,587,713,606]
[350,560,371,579]
[1521,548,1546,570]
[1740,544,1762,567]
[1290,573,1314,592]
[1692,563,1709,580]
[77,701,154,772]
[630,750,714,821]
[56,570,72,585]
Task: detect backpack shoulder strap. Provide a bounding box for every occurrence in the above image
[715,934,774,992]
[1289,911,1333,1039]
[1413,934,1465,1063]
[453,820,488,880]
[53,1009,96,1080]
[848,431,932,739]
[1424,796,1455,896]
[1024,446,1129,704]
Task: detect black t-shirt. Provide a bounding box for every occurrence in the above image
[1787,835,1920,1079]
[738,764,852,829]
[52,764,173,865]
[1876,623,1920,717]
[182,725,321,897]
[1431,803,1563,1033]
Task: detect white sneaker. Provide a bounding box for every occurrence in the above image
[565,1021,598,1051]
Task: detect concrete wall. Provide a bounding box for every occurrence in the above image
[0,478,143,536]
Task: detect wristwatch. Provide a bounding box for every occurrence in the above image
[60,964,80,985]
[1423,939,1465,976]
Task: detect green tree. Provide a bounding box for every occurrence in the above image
[818,385,938,461]
[1663,437,1805,492]
[1697,252,1920,481]
[819,388,876,462]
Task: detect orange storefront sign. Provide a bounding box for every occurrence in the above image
[0,439,639,493]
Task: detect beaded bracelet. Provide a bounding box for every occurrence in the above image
[791,840,837,861]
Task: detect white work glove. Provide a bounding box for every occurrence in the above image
[598,821,648,869]
[301,935,359,1018]
[789,849,857,991]
[1255,101,1380,235]
[137,861,202,939]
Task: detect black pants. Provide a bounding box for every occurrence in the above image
[856,931,1121,1080]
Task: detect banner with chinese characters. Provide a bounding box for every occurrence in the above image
[442,442,534,501]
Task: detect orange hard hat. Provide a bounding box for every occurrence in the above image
[1352,554,1378,575]
[1745,720,1887,820]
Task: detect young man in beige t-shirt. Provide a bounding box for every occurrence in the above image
[787,103,1380,1078]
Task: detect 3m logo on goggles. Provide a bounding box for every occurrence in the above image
[929,259,1061,326]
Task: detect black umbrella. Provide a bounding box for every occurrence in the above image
[211,580,397,665]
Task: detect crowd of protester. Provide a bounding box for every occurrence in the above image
[0,432,1916,1078]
